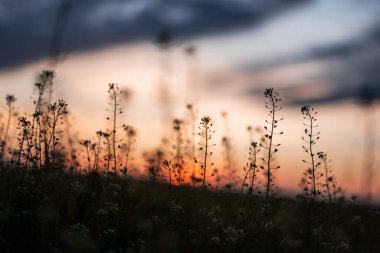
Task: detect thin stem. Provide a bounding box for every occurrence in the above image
[1,102,12,160]
[95,135,101,171]
[202,127,208,190]
[112,89,117,175]
[265,97,275,205]
[17,130,26,167]
[125,137,132,169]
[308,113,316,224]
[323,156,332,205]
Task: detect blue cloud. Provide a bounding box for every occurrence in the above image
[0,0,310,69]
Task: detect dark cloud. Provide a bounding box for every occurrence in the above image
[287,83,380,106]
[243,23,380,106]
[0,0,310,70]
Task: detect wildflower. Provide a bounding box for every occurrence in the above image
[261,88,283,205]
[301,104,322,223]
[211,236,221,243]
[5,94,16,106]
[196,116,216,190]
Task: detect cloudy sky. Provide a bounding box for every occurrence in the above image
[0,0,380,198]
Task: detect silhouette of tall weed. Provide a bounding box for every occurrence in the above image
[196,116,216,190]
[301,105,322,223]
[260,88,284,206]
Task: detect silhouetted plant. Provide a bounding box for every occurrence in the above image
[1,69,380,253]
[196,116,215,190]
[249,144,260,195]
[94,131,103,171]
[103,132,111,174]
[16,116,31,167]
[318,152,331,204]
[33,71,55,167]
[318,152,341,204]
[62,114,79,172]
[221,136,236,188]
[123,125,136,172]
[145,149,164,182]
[241,141,260,199]
[186,104,198,186]
[261,88,283,205]
[106,83,124,175]
[47,100,68,165]
[31,97,67,168]
[1,94,17,161]
[221,111,236,187]
[332,176,342,204]
[301,105,322,224]
[172,118,184,185]
[163,159,174,185]
[80,139,92,170]
[30,111,43,168]
[34,70,54,113]
[27,70,53,168]
[247,125,254,143]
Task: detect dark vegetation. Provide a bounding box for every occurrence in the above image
[1,168,380,253]
[0,70,379,252]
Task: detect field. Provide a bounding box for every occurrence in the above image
[0,166,379,253]
[2,1,380,252]
[0,70,378,252]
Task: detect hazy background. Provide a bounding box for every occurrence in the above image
[1,0,380,199]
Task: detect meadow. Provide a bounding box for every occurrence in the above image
[0,70,379,252]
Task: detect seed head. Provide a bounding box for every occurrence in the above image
[201,116,211,125]
[264,88,274,97]
[5,94,16,106]
[301,105,311,115]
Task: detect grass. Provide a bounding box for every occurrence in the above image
[0,70,379,252]
[0,167,379,253]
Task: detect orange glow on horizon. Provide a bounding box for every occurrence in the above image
[0,43,379,202]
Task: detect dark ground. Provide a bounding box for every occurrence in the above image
[0,167,379,253]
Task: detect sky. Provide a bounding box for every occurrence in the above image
[0,0,380,200]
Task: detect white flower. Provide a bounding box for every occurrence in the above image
[211,236,221,243]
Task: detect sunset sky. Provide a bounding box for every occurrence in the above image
[1,0,380,199]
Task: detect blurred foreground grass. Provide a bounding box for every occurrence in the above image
[0,167,379,253]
